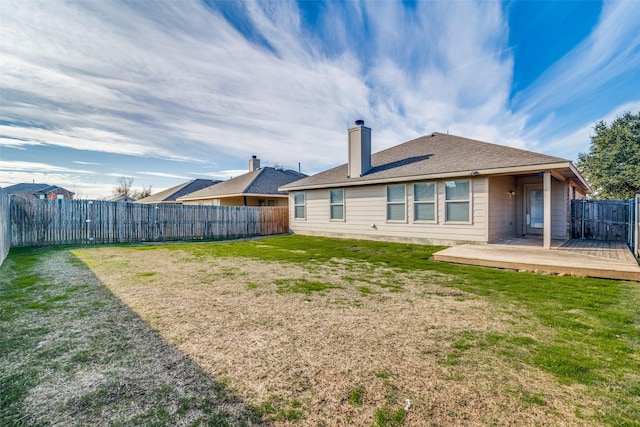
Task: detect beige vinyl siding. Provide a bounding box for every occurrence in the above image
[487,175,517,242]
[289,177,488,245]
[551,180,568,238]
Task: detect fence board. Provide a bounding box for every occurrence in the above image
[571,199,634,243]
[9,199,289,248]
[0,190,10,266]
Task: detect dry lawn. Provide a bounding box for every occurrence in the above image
[74,245,600,426]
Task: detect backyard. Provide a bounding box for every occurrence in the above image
[1,235,638,426]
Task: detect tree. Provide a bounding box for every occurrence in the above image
[111,177,152,200]
[577,111,640,200]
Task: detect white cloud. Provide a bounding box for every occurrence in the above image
[138,171,191,180]
[196,170,254,181]
[1,0,637,188]
[0,0,521,172]
[0,160,94,175]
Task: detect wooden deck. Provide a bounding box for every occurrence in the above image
[433,238,640,281]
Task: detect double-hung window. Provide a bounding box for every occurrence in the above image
[386,185,406,221]
[330,189,344,220]
[445,180,470,222]
[414,182,436,221]
[294,191,306,219]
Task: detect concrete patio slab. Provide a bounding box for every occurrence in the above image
[433,239,640,281]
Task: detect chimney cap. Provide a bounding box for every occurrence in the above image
[355,119,365,126]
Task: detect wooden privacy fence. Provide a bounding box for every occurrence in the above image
[0,190,10,266]
[10,199,289,248]
[571,198,635,244]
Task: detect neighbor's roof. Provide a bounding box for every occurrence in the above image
[178,167,307,201]
[136,179,220,204]
[281,132,590,191]
[3,183,75,196]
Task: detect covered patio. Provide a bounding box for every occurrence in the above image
[433,238,640,281]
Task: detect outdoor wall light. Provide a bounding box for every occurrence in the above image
[371,223,377,229]
[508,190,516,196]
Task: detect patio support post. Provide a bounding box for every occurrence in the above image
[543,170,552,249]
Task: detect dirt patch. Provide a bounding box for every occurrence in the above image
[75,246,599,426]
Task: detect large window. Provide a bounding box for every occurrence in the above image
[330,189,344,220]
[386,185,406,221]
[414,182,435,221]
[294,191,306,219]
[445,180,470,222]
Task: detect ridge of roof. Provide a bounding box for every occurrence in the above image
[177,167,307,200]
[281,132,574,190]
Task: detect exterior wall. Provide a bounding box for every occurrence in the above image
[289,177,489,246]
[182,196,288,207]
[487,175,517,242]
[516,175,570,239]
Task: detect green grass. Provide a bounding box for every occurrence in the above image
[375,406,407,426]
[2,235,640,425]
[274,278,343,294]
[348,386,365,406]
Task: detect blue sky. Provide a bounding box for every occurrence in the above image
[1,0,639,199]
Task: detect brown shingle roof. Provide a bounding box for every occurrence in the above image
[281,132,582,190]
[177,167,306,201]
[136,179,220,203]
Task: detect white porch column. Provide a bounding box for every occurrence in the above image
[543,171,552,249]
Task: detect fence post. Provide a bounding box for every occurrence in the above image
[580,199,585,240]
[636,194,639,258]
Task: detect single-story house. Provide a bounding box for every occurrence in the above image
[177,156,307,207]
[3,183,75,200]
[279,121,591,249]
[136,179,220,204]
[109,195,136,203]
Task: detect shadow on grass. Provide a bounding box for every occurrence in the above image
[0,246,270,427]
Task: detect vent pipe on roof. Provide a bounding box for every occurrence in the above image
[249,155,260,172]
[348,120,371,178]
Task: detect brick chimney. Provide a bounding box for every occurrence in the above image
[348,120,371,178]
[249,155,260,172]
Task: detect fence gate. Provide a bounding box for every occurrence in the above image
[571,198,637,254]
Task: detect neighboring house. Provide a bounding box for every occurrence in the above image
[109,195,136,203]
[3,183,75,200]
[178,156,307,207]
[279,121,591,249]
[136,179,220,204]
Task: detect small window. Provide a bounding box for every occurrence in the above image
[445,180,470,222]
[294,191,306,219]
[330,189,344,220]
[414,182,435,221]
[258,199,265,206]
[267,200,275,207]
[386,185,406,221]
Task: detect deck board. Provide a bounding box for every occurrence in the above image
[433,238,640,281]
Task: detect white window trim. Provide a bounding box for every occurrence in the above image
[413,182,437,223]
[386,184,407,223]
[329,188,345,221]
[293,191,306,220]
[444,179,472,224]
